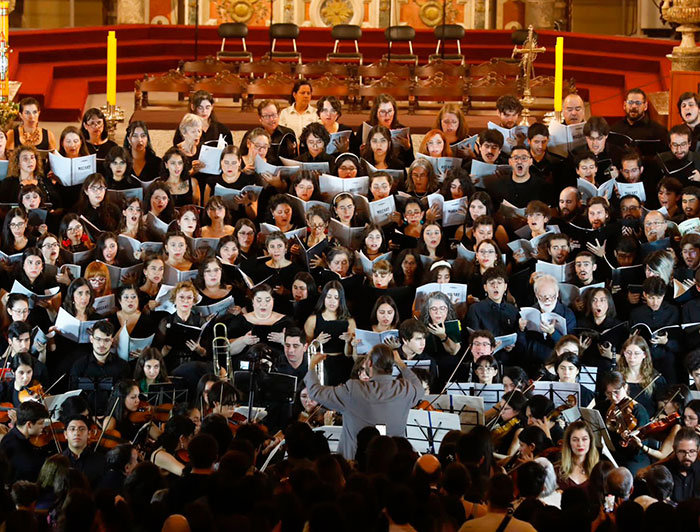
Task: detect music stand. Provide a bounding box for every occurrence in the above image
[531,381,581,408]
[425,394,484,432]
[314,425,342,453]
[233,370,297,408]
[405,409,461,454]
[235,406,268,422]
[44,389,83,421]
[579,366,598,393]
[77,377,114,417]
[392,359,431,377]
[446,382,506,411]
[146,382,188,406]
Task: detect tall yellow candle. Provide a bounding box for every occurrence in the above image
[106,31,116,106]
[0,1,9,101]
[554,37,563,113]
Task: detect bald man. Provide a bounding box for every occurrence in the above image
[563,94,585,125]
[556,187,584,223]
[643,210,667,243]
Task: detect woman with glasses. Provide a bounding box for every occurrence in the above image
[473,355,500,385]
[419,291,462,388]
[80,108,117,160]
[288,171,322,203]
[233,218,260,261]
[124,121,162,183]
[1,206,33,255]
[172,90,233,147]
[155,281,209,371]
[362,93,414,167]
[252,232,302,307]
[241,127,286,195]
[58,213,93,252]
[298,122,333,165]
[617,335,667,419]
[292,205,334,270]
[194,257,236,306]
[84,261,112,298]
[332,153,365,178]
[102,146,139,190]
[37,233,64,275]
[76,173,120,231]
[405,159,439,200]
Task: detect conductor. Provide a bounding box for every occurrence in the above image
[305,343,424,459]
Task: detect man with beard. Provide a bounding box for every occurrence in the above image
[667,428,700,502]
[611,88,669,152]
[496,94,522,129]
[681,186,700,221]
[472,129,508,166]
[544,233,571,266]
[677,92,700,151]
[617,149,659,209]
[556,186,585,224]
[562,93,586,125]
[486,145,544,209]
[528,123,565,203]
[658,124,700,183]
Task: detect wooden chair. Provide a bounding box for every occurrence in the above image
[382,25,419,66]
[179,56,231,78]
[295,61,350,79]
[266,23,302,64]
[358,72,414,113]
[244,72,296,110]
[239,59,294,79]
[192,71,248,105]
[134,70,192,110]
[415,59,467,79]
[469,58,521,79]
[309,73,357,109]
[464,72,519,114]
[412,72,467,113]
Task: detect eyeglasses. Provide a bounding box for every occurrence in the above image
[537,294,557,302]
[676,449,698,457]
[67,225,82,233]
[320,108,338,115]
[67,426,88,433]
[306,138,324,147]
[261,113,278,120]
[623,350,645,357]
[429,305,448,313]
[252,143,270,150]
[9,221,25,229]
[41,242,59,249]
[10,307,29,315]
[86,120,103,128]
[89,276,106,282]
[309,223,326,229]
[472,341,492,348]
[672,142,689,149]
[478,249,497,255]
[89,185,106,192]
[511,155,531,163]
[626,100,645,106]
[377,109,394,116]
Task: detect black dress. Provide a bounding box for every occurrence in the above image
[224,313,294,362]
[86,139,118,160]
[13,126,51,151]
[133,152,162,183]
[313,313,352,386]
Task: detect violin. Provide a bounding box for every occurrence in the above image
[88,424,124,449]
[547,395,577,421]
[491,417,519,444]
[19,384,46,403]
[227,412,248,435]
[29,421,66,448]
[176,448,190,464]
[128,401,174,424]
[606,397,638,441]
[0,402,14,423]
[619,412,681,448]
[417,400,441,412]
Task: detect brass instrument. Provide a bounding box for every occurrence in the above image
[308,338,324,386]
[212,322,231,380]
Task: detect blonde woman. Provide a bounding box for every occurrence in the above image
[558,420,599,490]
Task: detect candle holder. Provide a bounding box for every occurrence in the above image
[100,103,125,142]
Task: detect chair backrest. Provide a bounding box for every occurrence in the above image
[434,24,464,40]
[219,22,248,39]
[180,56,230,76]
[331,24,362,41]
[193,71,247,96]
[385,25,415,42]
[239,60,293,77]
[270,23,300,39]
[295,61,350,78]
[416,60,466,78]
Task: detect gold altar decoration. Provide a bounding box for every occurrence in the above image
[511,25,545,125]
[320,0,354,25]
[662,0,700,71]
[217,0,265,23]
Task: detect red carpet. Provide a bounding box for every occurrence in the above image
[7,25,675,122]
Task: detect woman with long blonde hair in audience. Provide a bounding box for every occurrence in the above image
[558,420,599,490]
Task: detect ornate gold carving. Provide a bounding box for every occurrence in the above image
[416,0,457,26]
[217,0,264,23]
[320,0,354,25]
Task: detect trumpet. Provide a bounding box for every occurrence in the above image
[308,338,324,386]
[212,322,231,380]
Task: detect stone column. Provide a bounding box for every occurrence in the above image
[524,0,554,28]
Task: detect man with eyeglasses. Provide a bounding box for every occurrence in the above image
[677,92,700,151]
[642,210,668,245]
[69,320,128,415]
[667,428,700,502]
[62,414,107,488]
[611,88,669,152]
[488,145,544,210]
[658,124,700,183]
[254,99,297,164]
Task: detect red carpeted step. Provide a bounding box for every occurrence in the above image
[14,63,53,105]
[43,78,88,122]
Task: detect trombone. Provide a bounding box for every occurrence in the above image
[212,322,231,380]
[308,338,324,386]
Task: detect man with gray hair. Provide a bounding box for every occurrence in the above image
[518,274,576,374]
[667,427,700,502]
[605,467,634,502]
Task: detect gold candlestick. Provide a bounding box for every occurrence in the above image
[100,103,125,142]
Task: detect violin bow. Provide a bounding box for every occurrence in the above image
[648,387,682,424]
[95,397,120,451]
[487,377,541,431]
[428,345,473,409]
[630,374,661,404]
[41,373,66,399]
